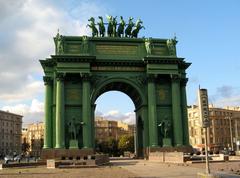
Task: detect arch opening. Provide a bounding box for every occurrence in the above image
[92,81,145,157]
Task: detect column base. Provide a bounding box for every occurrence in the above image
[43,145,51,149]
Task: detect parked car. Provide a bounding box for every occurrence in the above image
[220,150,236,156]
[4,154,22,164]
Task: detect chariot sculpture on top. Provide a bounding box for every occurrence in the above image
[87,15,145,38]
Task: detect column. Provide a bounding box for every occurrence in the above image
[82,74,93,148]
[181,78,189,145]
[55,73,65,149]
[171,74,183,146]
[43,76,53,149]
[147,74,158,147]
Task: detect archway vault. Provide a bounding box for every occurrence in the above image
[40,35,191,158]
[92,77,146,109]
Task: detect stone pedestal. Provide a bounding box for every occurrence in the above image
[69,140,78,149]
[47,159,56,169]
[163,138,172,147]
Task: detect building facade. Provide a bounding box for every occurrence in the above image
[0,110,22,155]
[95,117,134,143]
[22,122,44,157]
[188,105,240,151]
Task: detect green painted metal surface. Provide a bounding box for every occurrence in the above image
[40,33,191,156]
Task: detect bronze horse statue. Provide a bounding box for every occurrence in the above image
[125,17,134,37]
[98,16,105,37]
[87,17,98,37]
[131,19,145,38]
[117,16,126,37]
[112,16,118,37]
[106,15,114,37]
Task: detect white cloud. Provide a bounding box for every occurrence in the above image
[0,0,108,124]
[1,99,44,126]
[96,110,136,124]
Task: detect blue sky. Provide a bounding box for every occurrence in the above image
[0,0,240,125]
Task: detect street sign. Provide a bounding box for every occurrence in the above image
[198,89,210,128]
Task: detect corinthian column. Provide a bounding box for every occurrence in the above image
[147,74,158,147]
[55,73,65,149]
[43,76,53,149]
[82,73,93,149]
[181,78,189,145]
[171,74,183,146]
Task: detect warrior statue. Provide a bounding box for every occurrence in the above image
[125,17,134,37]
[81,36,89,54]
[87,17,98,37]
[98,16,105,37]
[158,118,171,138]
[54,30,64,54]
[117,16,126,37]
[112,16,118,37]
[131,19,145,38]
[167,36,177,56]
[145,38,153,55]
[68,117,79,140]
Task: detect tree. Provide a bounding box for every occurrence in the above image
[22,141,30,154]
[118,135,134,154]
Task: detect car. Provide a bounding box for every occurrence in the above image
[220,150,236,156]
[4,154,22,164]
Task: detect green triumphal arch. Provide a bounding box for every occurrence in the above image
[40,17,191,159]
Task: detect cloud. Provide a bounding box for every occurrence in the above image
[1,99,44,126]
[96,110,136,124]
[209,85,240,107]
[0,0,109,124]
[216,85,234,98]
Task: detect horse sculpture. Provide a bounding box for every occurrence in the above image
[125,17,134,37]
[87,17,98,37]
[131,19,145,38]
[112,16,118,37]
[106,15,114,37]
[117,16,126,37]
[98,16,105,37]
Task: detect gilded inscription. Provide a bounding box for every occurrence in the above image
[96,45,138,55]
[152,47,167,56]
[91,66,145,71]
[66,44,81,54]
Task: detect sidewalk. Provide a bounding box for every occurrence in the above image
[111,159,240,178]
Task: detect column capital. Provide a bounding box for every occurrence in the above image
[181,78,188,86]
[43,76,53,85]
[147,74,157,82]
[56,73,65,81]
[170,74,181,82]
[81,73,91,81]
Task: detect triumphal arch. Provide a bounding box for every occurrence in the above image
[40,16,191,159]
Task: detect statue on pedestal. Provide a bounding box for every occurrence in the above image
[159,117,172,147]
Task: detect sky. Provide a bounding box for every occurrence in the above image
[0,0,240,126]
